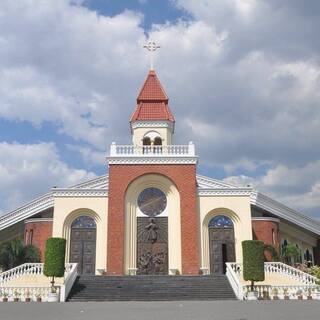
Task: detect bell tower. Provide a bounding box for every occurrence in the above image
[106,42,199,276]
[130,70,175,147]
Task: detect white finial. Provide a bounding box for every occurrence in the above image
[143,40,160,70]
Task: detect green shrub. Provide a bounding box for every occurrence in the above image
[242,240,265,290]
[281,244,300,265]
[0,240,40,271]
[44,238,66,287]
[264,244,279,262]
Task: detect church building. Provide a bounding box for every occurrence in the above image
[0,67,320,277]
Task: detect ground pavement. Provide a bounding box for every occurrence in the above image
[0,301,319,320]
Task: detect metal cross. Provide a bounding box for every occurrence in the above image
[143,40,160,70]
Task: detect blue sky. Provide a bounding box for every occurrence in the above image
[0,0,320,219]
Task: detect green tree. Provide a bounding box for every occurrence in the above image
[281,244,300,265]
[242,240,265,291]
[44,238,66,289]
[0,240,40,271]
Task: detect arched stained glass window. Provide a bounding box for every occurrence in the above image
[208,215,233,228]
[71,216,96,229]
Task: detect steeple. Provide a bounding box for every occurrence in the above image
[130,70,175,146]
[130,70,175,122]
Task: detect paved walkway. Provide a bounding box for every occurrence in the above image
[0,301,319,320]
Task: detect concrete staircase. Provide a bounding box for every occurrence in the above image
[67,275,236,301]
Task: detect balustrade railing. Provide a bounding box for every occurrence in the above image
[225,262,319,300]
[0,262,78,302]
[110,142,195,157]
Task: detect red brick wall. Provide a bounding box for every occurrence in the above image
[107,164,199,275]
[252,219,280,261]
[24,220,53,262]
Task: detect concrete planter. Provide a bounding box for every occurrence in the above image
[47,293,60,302]
[247,291,258,301]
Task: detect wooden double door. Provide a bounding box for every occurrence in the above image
[137,217,168,275]
[209,228,235,274]
[70,228,96,275]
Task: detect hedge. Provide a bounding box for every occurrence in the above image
[242,240,265,286]
[44,238,66,278]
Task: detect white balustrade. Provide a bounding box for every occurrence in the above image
[0,262,78,302]
[225,262,319,300]
[109,142,196,157]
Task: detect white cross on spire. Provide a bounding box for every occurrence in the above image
[143,40,160,70]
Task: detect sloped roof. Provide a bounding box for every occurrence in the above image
[130,70,175,122]
[1,174,320,236]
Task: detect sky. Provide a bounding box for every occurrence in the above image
[0,0,319,219]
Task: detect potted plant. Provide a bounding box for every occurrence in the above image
[25,290,31,302]
[283,288,290,300]
[242,240,265,300]
[35,293,42,302]
[307,288,313,300]
[13,290,20,302]
[272,287,279,300]
[296,289,303,300]
[44,237,66,303]
[2,291,9,302]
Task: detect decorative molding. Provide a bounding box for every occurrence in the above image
[196,174,238,189]
[0,193,54,231]
[108,156,198,165]
[251,217,280,223]
[52,188,108,198]
[70,174,108,189]
[24,218,53,224]
[251,191,320,236]
[198,188,252,197]
[131,120,174,133]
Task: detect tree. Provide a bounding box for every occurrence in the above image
[44,238,66,289]
[0,239,40,271]
[242,240,265,291]
[281,244,300,265]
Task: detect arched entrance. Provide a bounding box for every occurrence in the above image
[69,216,97,275]
[209,215,235,274]
[136,187,168,275]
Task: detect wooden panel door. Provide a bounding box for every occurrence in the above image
[70,228,96,275]
[209,228,235,275]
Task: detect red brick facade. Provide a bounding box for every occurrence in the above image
[24,220,53,262]
[107,164,199,275]
[252,219,280,261]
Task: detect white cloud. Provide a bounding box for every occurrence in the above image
[0,142,96,214]
[0,0,319,217]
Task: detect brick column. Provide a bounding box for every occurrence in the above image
[106,164,199,275]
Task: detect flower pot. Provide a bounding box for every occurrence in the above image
[2,297,8,302]
[47,292,60,302]
[25,297,31,302]
[284,296,290,300]
[273,296,279,300]
[247,291,258,301]
[36,297,42,302]
[298,295,303,300]
[13,298,19,302]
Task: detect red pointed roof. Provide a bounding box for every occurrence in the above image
[130,70,175,122]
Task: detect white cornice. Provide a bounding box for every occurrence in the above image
[130,120,174,133]
[251,191,320,236]
[196,174,238,189]
[198,188,252,197]
[70,174,108,189]
[52,188,108,198]
[251,217,280,223]
[0,193,54,231]
[25,218,53,224]
[108,156,198,165]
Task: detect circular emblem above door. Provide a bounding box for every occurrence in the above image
[137,187,167,217]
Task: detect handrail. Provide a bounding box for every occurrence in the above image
[264,262,317,285]
[225,262,243,300]
[110,142,196,157]
[60,263,78,302]
[0,263,44,285]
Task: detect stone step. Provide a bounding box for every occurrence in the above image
[68,275,236,301]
